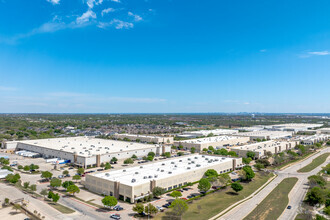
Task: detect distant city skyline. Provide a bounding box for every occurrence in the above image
[1,0,330,113]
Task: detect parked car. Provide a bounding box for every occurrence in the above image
[113,205,123,211]
[110,214,121,219]
[68,167,74,170]
[182,188,189,191]
[162,203,171,208]
[97,169,103,171]
[181,198,187,200]
[212,186,220,189]
[58,175,64,179]
[156,205,164,212]
[176,189,183,192]
[287,205,292,209]
[65,174,71,177]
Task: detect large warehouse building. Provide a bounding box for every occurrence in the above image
[113,134,174,144]
[4,137,171,168]
[297,134,329,145]
[233,130,293,141]
[83,154,243,203]
[230,140,299,159]
[270,123,323,133]
[174,136,250,152]
[177,129,239,138]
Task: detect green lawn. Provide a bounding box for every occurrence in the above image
[244,177,298,220]
[47,201,75,214]
[155,172,274,220]
[298,153,330,173]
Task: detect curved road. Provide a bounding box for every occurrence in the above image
[217,147,330,220]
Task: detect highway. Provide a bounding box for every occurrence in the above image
[217,147,330,220]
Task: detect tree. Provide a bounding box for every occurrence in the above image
[254,163,264,171]
[48,191,54,199]
[131,154,137,159]
[148,152,156,157]
[231,182,243,194]
[152,186,165,198]
[67,184,80,195]
[12,203,21,213]
[30,164,39,170]
[23,181,30,189]
[77,168,85,175]
[219,173,232,186]
[204,169,218,177]
[208,146,215,151]
[242,157,252,164]
[315,215,327,220]
[104,162,111,170]
[72,175,81,182]
[145,203,158,216]
[243,166,255,181]
[306,187,326,205]
[4,198,9,205]
[102,196,118,208]
[62,181,74,189]
[5,173,20,184]
[228,151,237,157]
[146,155,154,161]
[50,178,62,188]
[246,151,255,159]
[308,175,326,188]
[110,157,118,163]
[133,203,144,215]
[30,184,37,192]
[170,191,182,198]
[23,165,30,171]
[41,171,53,180]
[62,170,69,175]
[198,178,211,192]
[17,165,23,169]
[124,158,134,164]
[40,189,48,198]
[52,193,60,203]
[164,152,171,158]
[170,199,188,217]
[202,148,208,152]
[191,147,196,153]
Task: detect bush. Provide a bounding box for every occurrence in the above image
[254,163,264,171]
[204,169,218,177]
[231,182,243,193]
[306,187,326,206]
[124,158,134,164]
[243,157,252,164]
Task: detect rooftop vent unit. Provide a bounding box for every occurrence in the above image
[179,160,182,162]
[188,158,191,161]
[202,155,205,158]
[154,175,158,178]
[161,170,164,172]
[187,167,191,169]
[194,157,198,159]
[123,170,126,172]
[105,173,110,177]
[168,171,172,174]
[191,161,195,164]
[205,158,209,160]
[196,164,201,167]
[174,165,177,167]
[222,157,226,160]
[80,144,82,146]
[140,166,143,168]
[120,149,123,151]
[162,163,165,166]
[143,176,147,179]
[171,162,175,164]
[71,147,75,149]
[131,179,136,183]
[135,172,139,174]
[149,175,152,178]
[215,159,219,161]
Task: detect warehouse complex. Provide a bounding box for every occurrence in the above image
[4,137,171,168]
[297,134,329,145]
[230,140,299,158]
[113,134,173,144]
[316,127,330,134]
[233,130,293,141]
[177,129,238,138]
[83,154,243,203]
[270,123,323,132]
[174,136,249,152]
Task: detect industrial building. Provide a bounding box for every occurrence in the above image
[230,140,299,159]
[113,134,173,144]
[83,154,243,203]
[174,136,250,152]
[270,123,323,133]
[4,137,171,168]
[316,128,330,134]
[233,130,293,141]
[297,134,329,145]
[233,126,265,132]
[177,129,238,138]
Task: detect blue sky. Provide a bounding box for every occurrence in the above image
[0,0,330,113]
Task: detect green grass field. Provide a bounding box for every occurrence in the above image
[155,172,274,220]
[244,177,298,220]
[47,201,75,214]
[298,153,330,173]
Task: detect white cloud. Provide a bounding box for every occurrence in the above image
[101,8,115,16]
[308,51,329,56]
[0,86,17,91]
[110,19,133,29]
[47,0,60,4]
[111,0,121,3]
[128,12,142,21]
[76,10,96,24]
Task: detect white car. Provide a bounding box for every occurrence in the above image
[156,205,164,212]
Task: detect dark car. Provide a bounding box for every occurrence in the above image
[162,203,171,208]
[287,205,292,209]
[97,169,104,171]
[113,205,123,211]
[68,167,74,170]
[177,189,183,192]
[182,188,189,191]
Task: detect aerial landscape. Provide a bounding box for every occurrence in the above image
[0,1,330,220]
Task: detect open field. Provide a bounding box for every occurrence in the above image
[155,172,273,220]
[46,201,75,214]
[298,153,330,173]
[244,177,298,220]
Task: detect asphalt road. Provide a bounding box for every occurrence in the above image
[218,147,330,220]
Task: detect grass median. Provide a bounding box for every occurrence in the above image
[244,177,298,220]
[155,171,274,220]
[297,153,330,173]
[46,201,75,214]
